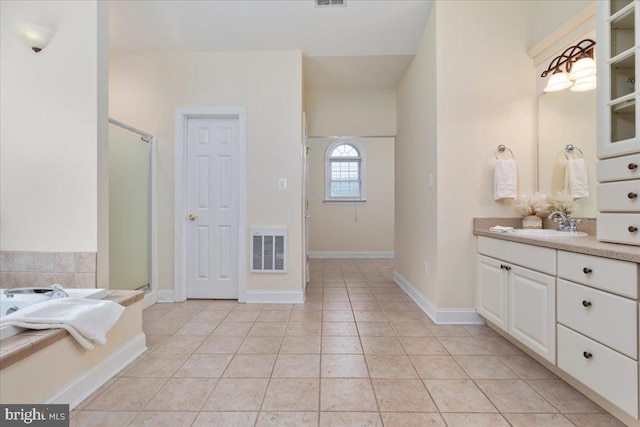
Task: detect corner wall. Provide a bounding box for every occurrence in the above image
[0,1,105,252]
[395,0,538,311]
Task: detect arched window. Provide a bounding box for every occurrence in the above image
[325,139,366,201]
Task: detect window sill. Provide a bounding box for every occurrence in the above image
[323,199,367,205]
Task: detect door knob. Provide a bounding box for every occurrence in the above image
[305,215,311,219]
[188,214,198,221]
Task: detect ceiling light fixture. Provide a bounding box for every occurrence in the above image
[542,39,596,93]
[15,23,53,53]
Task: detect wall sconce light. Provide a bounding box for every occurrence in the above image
[15,23,53,53]
[542,39,596,93]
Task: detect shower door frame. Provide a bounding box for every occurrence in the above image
[107,118,158,308]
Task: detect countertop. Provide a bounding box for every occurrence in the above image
[0,290,144,370]
[474,218,640,263]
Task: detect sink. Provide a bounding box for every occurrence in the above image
[511,229,588,238]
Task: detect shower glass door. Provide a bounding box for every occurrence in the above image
[109,124,150,291]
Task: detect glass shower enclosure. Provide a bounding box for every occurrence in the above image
[108,119,152,291]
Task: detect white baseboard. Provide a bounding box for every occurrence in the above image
[244,290,305,304]
[45,333,147,410]
[143,291,157,309]
[156,289,175,303]
[393,271,484,325]
[309,251,394,259]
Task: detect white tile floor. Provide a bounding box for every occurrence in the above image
[70,258,625,426]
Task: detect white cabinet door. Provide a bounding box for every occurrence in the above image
[477,255,508,332]
[509,265,556,363]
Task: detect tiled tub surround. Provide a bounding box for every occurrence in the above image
[0,251,97,289]
[66,259,624,427]
[474,219,640,426]
[0,290,145,408]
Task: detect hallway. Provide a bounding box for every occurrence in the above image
[70,259,622,426]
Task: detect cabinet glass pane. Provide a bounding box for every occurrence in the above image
[611,9,635,57]
[611,53,635,100]
[611,0,633,16]
[611,100,636,142]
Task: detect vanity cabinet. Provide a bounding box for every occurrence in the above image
[477,237,556,363]
[477,234,640,421]
[556,250,639,418]
[597,0,640,246]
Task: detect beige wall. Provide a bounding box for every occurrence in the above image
[306,89,396,137]
[527,0,594,50]
[0,1,107,253]
[396,4,439,304]
[308,137,394,254]
[305,88,396,254]
[109,51,303,293]
[396,0,537,309]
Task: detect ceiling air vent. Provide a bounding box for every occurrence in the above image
[316,0,345,7]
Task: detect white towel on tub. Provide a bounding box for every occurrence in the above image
[494,159,517,200]
[564,158,589,198]
[0,297,124,350]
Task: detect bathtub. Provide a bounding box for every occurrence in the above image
[0,287,108,340]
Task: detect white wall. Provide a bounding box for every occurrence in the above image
[396,0,538,309]
[0,1,106,252]
[308,137,394,254]
[109,51,303,293]
[306,89,396,137]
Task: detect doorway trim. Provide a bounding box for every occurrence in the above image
[173,107,247,303]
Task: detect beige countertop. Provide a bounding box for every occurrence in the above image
[474,218,640,263]
[0,290,144,370]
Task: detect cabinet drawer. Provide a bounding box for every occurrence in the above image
[557,325,638,418]
[557,279,637,358]
[478,236,508,259]
[478,237,556,275]
[597,213,640,246]
[598,181,640,211]
[557,250,638,298]
[597,153,640,182]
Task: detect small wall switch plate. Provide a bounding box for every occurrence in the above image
[424,261,429,276]
[279,178,287,191]
[427,174,434,188]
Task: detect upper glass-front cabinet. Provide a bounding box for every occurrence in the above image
[598,0,640,157]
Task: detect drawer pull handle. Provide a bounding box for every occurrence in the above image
[582,267,592,274]
[629,192,638,199]
[500,264,505,270]
[504,266,511,271]
[629,226,638,233]
[583,351,593,359]
[630,163,639,170]
[582,300,592,307]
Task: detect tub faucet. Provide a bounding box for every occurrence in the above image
[2,285,68,299]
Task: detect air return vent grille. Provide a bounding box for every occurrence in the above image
[316,0,345,7]
[251,228,287,273]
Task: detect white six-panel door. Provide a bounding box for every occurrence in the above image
[186,117,239,299]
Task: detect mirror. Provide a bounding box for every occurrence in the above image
[537,89,597,217]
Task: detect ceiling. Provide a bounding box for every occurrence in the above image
[109,0,433,89]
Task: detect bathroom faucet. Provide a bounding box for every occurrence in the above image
[548,211,581,233]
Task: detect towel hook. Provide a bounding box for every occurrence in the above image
[564,144,584,160]
[495,144,514,160]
